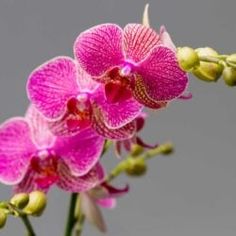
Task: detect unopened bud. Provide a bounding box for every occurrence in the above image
[130,144,144,157]
[223,66,236,87]
[160,143,174,155]
[0,202,8,209]
[10,193,29,209]
[0,209,7,229]
[226,54,236,68]
[23,191,47,217]
[125,158,147,177]
[193,47,223,82]
[177,47,199,71]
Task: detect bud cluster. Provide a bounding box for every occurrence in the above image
[177,47,236,87]
[0,191,47,230]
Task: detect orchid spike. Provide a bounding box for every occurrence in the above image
[0,105,105,193]
[74,23,188,109]
[27,57,142,140]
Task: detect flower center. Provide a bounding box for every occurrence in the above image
[30,150,59,189]
[66,93,92,130]
[104,66,134,104]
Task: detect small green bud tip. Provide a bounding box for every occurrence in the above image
[23,191,47,217]
[177,47,199,71]
[193,48,223,82]
[10,193,29,209]
[160,143,174,155]
[0,209,7,229]
[130,144,144,157]
[223,67,236,87]
[226,54,236,68]
[125,158,147,177]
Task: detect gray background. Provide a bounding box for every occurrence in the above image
[0,0,236,235]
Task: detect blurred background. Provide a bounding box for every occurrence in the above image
[0,0,236,235]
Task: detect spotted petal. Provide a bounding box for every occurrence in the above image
[74,24,124,77]
[54,128,104,176]
[123,24,160,63]
[27,57,79,120]
[57,162,104,193]
[0,118,36,185]
[92,87,143,129]
[91,104,136,140]
[136,46,188,102]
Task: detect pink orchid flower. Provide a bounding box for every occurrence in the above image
[74,23,188,109]
[0,105,105,193]
[27,57,142,140]
[115,113,158,157]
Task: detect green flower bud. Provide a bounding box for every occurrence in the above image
[0,209,7,229]
[226,54,236,68]
[23,191,47,217]
[192,47,223,82]
[10,193,29,209]
[160,143,174,155]
[177,47,199,71]
[125,158,147,177]
[130,144,144,157]
[0,202,8,209]
[223,66,236,87]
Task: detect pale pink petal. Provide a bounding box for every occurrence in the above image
[74,24,124,77]
[54,128,104,176]
[123,24,160,63]
[25,105,55,149]
[81,193,107,233]
[136,46,188,102]
[96,198,116,209]
[77,63,99,92]
[91,104,136,140]
[0,118,36,185]
[27,57,79,119]
[159,25,176,52]
[92,87,143,129]
[57,162,104,193]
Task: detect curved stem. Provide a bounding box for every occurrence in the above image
[21,215,36,236]
[64,193,77,236]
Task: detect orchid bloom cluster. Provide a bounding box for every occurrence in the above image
[1,4,235,236]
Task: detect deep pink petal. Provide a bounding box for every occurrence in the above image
[27,57,79,119]
[91,104,136,140]
[57,162,105,193]
[0,118,36,185]
[136,46,188,102]
[135,113,147,132]
[48,111,91,137]
[92,87,143,129]
[25,105,55,149]
[54,128,104,176]
[123,24,160,63]
[133,75,168,109]
[96,198,117,209]
[136,136,158,149]
[74,24,124,77]
[101,182,129,198]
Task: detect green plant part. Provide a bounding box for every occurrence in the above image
[223,66,236,86]
[125,158,147,177]
[0,209,7,229]
[192,47,223,82]
[10,193,29,209]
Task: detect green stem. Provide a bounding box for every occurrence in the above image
[106,142,173,182]
[21,215,36,236]
[74,195,85,236]
[64,193,77,236]
[199,55,228,64]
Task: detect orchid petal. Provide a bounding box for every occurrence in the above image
[74,24,124,77]
[159,25,176,52]
[123,24,160,63]
[96,198,117,209]
[25,105,55,149]
[92,87,143,129]
[54,128,104,176]
[57,163,104,193]
[27,57,79,119]
[91,104,136,140]
[137,46,188,102]
[0,118,36,185]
